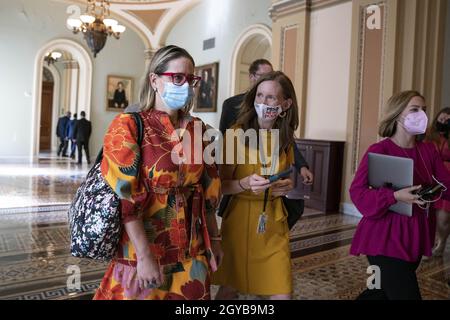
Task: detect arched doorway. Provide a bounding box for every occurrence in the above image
[31,39,92,159]
[230,24,272,96]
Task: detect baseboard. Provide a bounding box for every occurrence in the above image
[340,202,362,218]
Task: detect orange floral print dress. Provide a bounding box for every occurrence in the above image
[93,108,221,300]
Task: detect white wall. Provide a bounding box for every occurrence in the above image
[442,1,450,109]
[165,0,272,129]
[0,0,145,161]
[304,2,352,141]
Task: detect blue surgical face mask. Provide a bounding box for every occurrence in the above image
[158,82,194,110]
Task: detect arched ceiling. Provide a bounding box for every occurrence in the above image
[65,0,201,49]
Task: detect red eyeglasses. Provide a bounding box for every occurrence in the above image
[157,73,202,87]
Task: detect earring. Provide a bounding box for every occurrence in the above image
[279,111,287,118]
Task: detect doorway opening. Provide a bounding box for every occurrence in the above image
[32,39,92,160]
[230,24,272,96]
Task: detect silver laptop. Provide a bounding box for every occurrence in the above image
[368,153,414,216]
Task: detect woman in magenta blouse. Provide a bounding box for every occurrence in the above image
[350,90,450,300]
[426,108,450,257]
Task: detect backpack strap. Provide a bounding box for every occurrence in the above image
[129,112,144,146]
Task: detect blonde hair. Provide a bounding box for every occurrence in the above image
[139,45,195,112]
[378,90,425,138]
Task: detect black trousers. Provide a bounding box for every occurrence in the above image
[77,141,90,164]
[57,138,68,156]
[357,255,422,300]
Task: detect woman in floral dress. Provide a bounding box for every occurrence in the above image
[94,45,223,300]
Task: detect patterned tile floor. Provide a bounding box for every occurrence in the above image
[0,157,449,300]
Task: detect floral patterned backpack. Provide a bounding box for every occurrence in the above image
[68,113,143,260]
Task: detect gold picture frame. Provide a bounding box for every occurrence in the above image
[106,75,133,112]
[193,62,218,112]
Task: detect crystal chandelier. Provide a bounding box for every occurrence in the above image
[66,0,126,57]
[44,51,62,66]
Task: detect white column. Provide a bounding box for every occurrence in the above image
[68,60,79,115]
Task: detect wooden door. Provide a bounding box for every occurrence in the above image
[307,143,328,205]
[292,141,311,198]
[39,81,54,151]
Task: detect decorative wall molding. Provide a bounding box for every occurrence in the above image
[310,0,352,11]
[269,0,308,21]
[144,48,158,62]
[269,0,351,21]
[109,0,202,49]
[351,1,388,174]
[270,0,311,138]
[280,24,299,74]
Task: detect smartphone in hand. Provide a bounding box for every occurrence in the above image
[268,168,293,183]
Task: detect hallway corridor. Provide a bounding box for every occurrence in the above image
[0,158,448,300]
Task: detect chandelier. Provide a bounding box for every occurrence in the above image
[44,51,62,66]
[66,0,126,57]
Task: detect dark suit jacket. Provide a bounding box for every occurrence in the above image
[74,118,92,142]
[219,93,245,134]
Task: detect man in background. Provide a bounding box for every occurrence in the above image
[219,59,273,134]
[66,113,77,159]
[74,111,92,165]
[56,110,71,157]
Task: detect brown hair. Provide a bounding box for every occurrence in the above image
[139,45,195,112]
[235,71,299,152]
[378,90,425,138]
[248,59,273,75]
[426,107,450,148]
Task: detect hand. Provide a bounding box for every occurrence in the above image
[394,185,425,206]
[300,167,314,185]
[437,113,450,123]
[272,178,294,197]
[133,253,163,290]
[211,240,224,270]
[240,174,271,195]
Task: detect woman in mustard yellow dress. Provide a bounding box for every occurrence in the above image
[213,71,304,300]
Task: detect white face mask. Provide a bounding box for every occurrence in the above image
[254,103,282,121]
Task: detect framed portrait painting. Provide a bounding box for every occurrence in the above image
[193,62,218,112]
[106,75,133,111]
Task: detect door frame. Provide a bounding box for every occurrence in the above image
[43,65,61,153]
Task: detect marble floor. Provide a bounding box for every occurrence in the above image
[0,156,449,300]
